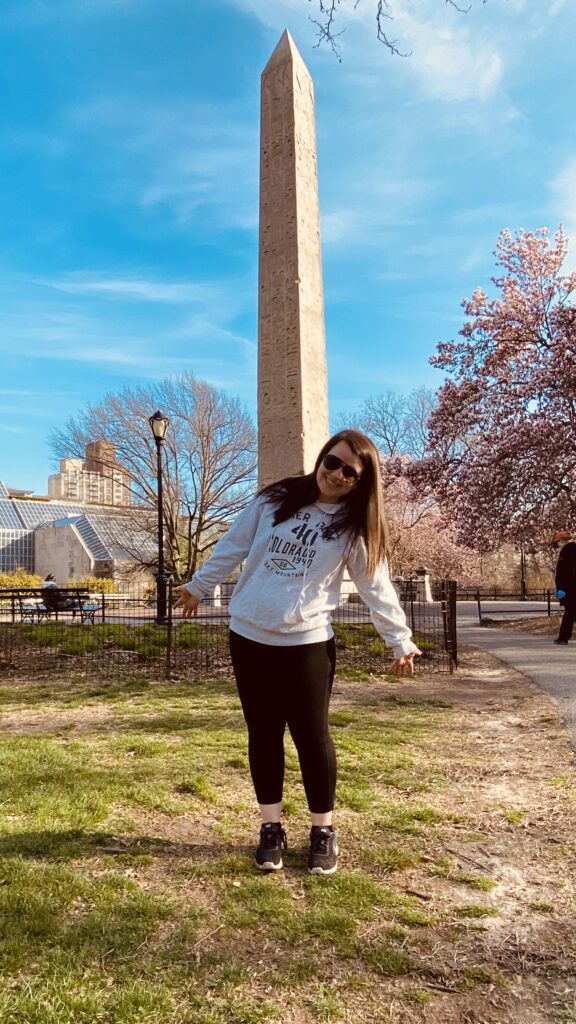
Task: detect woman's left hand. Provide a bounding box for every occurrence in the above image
[388,648,422,677]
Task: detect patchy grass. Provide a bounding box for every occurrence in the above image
[0,649,575,1023]
[1,618,450,682]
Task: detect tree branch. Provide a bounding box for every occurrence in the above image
[308,0,485,57]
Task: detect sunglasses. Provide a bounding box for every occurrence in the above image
[322,453,361,481]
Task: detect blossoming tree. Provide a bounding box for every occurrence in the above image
[414,227,576,551]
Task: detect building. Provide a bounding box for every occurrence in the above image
[48,441,131,506]
[0,484,156,588]
[34,512,157,587]
[0,442,153,585]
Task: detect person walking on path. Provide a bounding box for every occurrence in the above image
[552,529,576,645]
[174,429,421,875]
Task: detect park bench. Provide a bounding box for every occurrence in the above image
[0,588,102,625]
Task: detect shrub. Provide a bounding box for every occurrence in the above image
[174,624,219,649]
[71,576,119,594]
[0,568,42,588]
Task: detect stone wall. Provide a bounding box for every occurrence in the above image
[34,522,95,583]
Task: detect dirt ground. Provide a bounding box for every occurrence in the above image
[371,643,576,1024]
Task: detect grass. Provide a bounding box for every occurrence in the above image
[456,904,499,919]
[0,668,573,1022]
[4,622,227,670]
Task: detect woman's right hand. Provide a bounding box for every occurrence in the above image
[388,648,422,677]
[173,586,201,618]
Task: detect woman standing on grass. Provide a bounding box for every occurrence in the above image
[174,430,421,875]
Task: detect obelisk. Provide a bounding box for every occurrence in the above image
[258,30,329,488]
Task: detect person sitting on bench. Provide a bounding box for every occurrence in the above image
[40,575,77,612]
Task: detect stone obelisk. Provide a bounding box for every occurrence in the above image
[258,30,329,489]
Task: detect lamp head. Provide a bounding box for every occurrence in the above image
[148,410,170,441]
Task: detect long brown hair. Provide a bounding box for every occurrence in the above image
[260,429,389,576]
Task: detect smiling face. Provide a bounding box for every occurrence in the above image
[315,440,364,503]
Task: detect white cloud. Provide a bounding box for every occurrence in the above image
[389,10,504,101]
[165,317,256,352]
[0,274,256,396]
[18,336,256,397]
[237,0,505,101]
[321,203,413,248]
[549,0,569,15]
[320,165,430,248]
[227,0,312,35]
[67,97,258,231]
[40,274,221,305]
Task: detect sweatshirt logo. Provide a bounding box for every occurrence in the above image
[265,513,324,577]
[270,557,297,571]
[290,523,319,546]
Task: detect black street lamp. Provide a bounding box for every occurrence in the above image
[519,545,527,601]
[148,410,170,625]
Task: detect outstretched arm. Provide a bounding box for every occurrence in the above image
[173,496,263,616]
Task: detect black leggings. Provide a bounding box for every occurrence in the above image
[229,630,337,813]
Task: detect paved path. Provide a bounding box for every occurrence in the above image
[457,602,576,750]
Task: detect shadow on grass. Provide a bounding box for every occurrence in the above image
[0,677,237,710]
[0,829,251,861]
[91,712,246,735]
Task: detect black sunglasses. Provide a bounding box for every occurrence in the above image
[322,453,361,481]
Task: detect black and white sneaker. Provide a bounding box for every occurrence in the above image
[254,822,287,871]
[308,826,339,875]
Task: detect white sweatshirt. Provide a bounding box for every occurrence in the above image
[184,495,418,658]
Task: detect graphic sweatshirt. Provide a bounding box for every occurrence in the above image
[184,495,418,658]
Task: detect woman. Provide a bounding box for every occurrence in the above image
[174,430,421,875]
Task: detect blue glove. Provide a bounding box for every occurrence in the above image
[557,590,566,600]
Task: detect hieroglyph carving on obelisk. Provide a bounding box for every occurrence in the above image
[258,30,329,489]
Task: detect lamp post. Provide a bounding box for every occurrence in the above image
[148,410,170,625]
[519,545,527,601]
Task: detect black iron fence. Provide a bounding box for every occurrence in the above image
[454,586,554,602]
[475,590,553,624]
[0,580,458,680]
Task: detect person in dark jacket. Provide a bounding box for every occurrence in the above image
[552,530,576,645]
[40,574,75,612]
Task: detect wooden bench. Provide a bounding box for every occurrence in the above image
[0,588,102,625]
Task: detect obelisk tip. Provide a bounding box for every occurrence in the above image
[262,29,307,75]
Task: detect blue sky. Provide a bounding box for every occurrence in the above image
[1,0,574,494]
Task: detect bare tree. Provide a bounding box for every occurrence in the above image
[337,387,458,575]
[309,0,486,58]
[49,372,257,582]
[347,387,437,458]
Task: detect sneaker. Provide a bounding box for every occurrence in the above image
[308,826,339,875]
[254,822,287,871]
[554,639,569,645]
